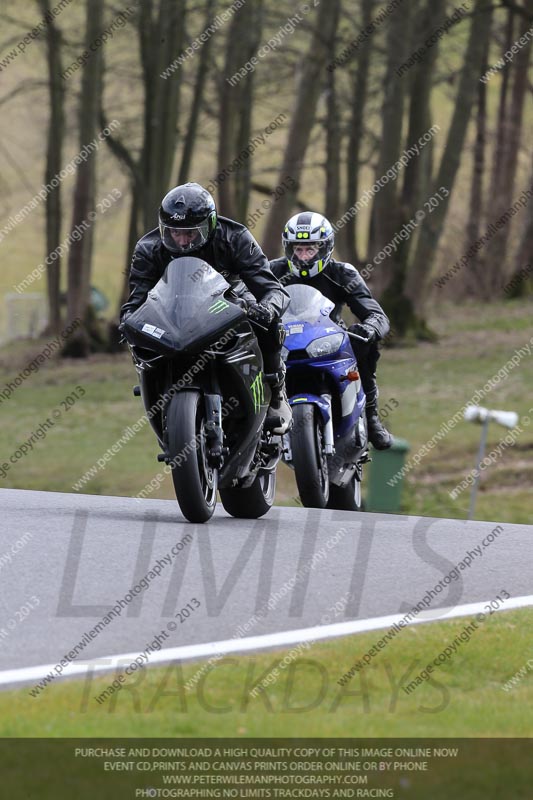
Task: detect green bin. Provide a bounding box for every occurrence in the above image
[365,437,410,513]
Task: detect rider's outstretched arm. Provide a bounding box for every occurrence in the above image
[229,228,290,316]
[329,262,390,340]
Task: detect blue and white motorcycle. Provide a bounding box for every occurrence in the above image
[280,284,370,510]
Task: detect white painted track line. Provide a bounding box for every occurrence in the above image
[8,593,533,692]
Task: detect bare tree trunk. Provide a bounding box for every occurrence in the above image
[64,0,104,356]
[218,0,263,219]
[218,4,247,218]
[100,1,185,328]
[121,190,141,307]
[177,0,216,184]
[488,9,515,207]
[235,0,264,222]
[407,0,493,309]
[380,0,443,335]
[516,221,533,271]
[341,0,373,264]
[262,0,341,255]
[218,44,239,218]
[234,72,254,222]
[324,0,342,223]
[513,158,533,293]
[368,0,414,291]
[484,1,532,293]
[464,34,490,297]
[37,0,64,333]
[400,0,442,219]
[105,188,141,352]
[140,0,186,229]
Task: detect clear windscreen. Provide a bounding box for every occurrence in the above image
[150,256,229,310]
[283,283,335,324]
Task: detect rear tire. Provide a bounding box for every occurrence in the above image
[219,469,276,519]
[291,404,329,508]
[167,391,217,523]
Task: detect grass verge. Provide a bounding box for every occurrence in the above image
[9,607,533,737]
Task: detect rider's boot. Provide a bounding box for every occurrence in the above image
[352,339,393,450]
[266,370,292,435]
[366,401,393,450]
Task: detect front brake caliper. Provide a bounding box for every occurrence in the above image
[204,394,227,468]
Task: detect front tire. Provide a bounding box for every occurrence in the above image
[167,391,217,523]
[291,404,329,508]
[327,413,367,511]
[327,474,363,511]
[219,469,276,519]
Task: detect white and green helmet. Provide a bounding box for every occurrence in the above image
[282,212,335,278]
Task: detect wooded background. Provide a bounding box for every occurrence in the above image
[1,0,532,355]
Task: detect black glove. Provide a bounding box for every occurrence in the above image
[118,314,131,344]
[247,301,276,329]
[349,322,377,344]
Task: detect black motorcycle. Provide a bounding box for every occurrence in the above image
[121,257,282,523]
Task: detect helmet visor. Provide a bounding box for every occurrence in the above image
[285,241,326,266]
[160,221,211,255]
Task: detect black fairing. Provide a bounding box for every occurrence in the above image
[123,257,278,489]
[122,257,245,355]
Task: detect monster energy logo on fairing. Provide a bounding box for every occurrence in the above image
[208,299,229,314]
[250,372,264,412]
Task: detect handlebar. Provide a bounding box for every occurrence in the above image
[346,330,372,344]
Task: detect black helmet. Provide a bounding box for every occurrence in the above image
[159,182,217,255]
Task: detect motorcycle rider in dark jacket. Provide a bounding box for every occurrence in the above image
[120,182,292,434]
[270,212,393,449]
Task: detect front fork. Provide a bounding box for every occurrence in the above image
[282,394,335,462]
[203,393,226,468]
[321,394,335,455]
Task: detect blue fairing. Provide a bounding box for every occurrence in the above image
[283,284,366,441]
[290,393,331,425]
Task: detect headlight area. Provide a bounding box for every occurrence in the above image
[306,333,344,358]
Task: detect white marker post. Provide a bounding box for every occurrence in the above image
[463,406,518,520]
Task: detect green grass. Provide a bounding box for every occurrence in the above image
[5,608,532,737]
[377,298,533,524]
[0,351,158,497]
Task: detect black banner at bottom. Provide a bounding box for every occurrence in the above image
[0,738,531,798]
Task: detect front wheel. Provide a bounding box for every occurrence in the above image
[219,469,276,519]
[291,404,329,508]
[327,474,363,511]
[327,413,367,511]
[167,391,218,523]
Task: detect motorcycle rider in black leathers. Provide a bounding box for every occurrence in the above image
[270,212,393,449]
[120,182,292,434]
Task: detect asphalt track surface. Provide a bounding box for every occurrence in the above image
[1,488,532,688]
